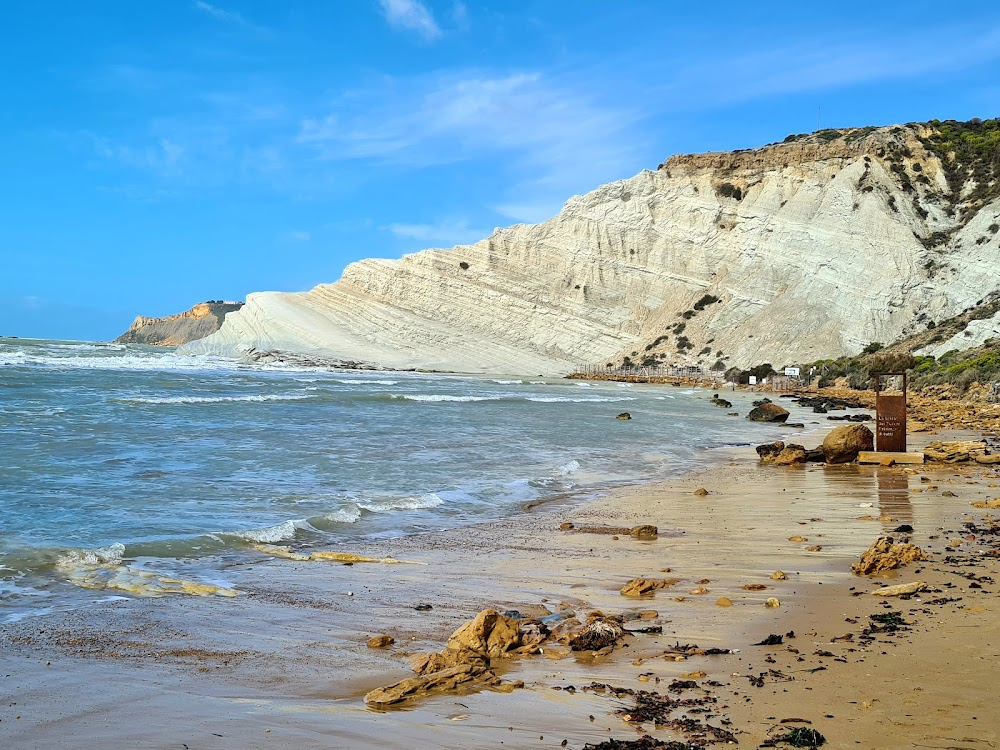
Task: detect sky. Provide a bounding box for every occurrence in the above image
[2,1,999,341]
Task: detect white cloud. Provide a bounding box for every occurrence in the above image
[297,70,644,222]
[288,230,311,242]
[387,219,487,247]
[378,0,442,41]
[193,1,248,26]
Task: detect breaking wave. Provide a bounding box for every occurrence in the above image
[526,396,637,403]
[119,394,312,405]
[392,394,503,402]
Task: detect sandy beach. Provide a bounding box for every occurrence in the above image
[2,391,999,749]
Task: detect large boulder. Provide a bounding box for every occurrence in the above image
[822,424,874,463]
[747,403,790,423]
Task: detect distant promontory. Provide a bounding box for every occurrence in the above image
[115,301,244,346]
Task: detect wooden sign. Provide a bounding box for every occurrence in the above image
[874,373,907,452]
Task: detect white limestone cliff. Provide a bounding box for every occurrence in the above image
[182,125,1000,374]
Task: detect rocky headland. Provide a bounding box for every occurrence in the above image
[115,301,243,346]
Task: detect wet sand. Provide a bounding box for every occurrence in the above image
[3,406,1000,748]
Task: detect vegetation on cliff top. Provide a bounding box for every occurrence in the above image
[786,291,1000,391]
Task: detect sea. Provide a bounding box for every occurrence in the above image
[0,338,796,623]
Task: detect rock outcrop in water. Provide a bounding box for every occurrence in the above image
[116,301,243,346]
[182,120,1000,374]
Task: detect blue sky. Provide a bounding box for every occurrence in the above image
[2,0,999,340]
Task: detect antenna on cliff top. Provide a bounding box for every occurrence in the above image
[817,106,822,130]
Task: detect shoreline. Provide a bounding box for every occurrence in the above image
[3,393,1000,747]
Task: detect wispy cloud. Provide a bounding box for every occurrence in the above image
[451,2,469,30]
[386,218,487,247]
[288,230,311,242]
[378,0,442,41]
[651,24,1000,111]
[298,70,644,222]
[93,135,186,174]
[193,1,248,26]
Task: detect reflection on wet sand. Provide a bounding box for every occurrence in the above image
[876,468,912,524]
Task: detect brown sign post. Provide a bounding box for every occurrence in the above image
[874,372,907,452]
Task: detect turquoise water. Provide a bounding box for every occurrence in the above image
[0,338,792,620]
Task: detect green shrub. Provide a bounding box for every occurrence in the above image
[693,294,720,310]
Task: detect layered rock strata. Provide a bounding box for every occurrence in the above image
[183,123,1000,374]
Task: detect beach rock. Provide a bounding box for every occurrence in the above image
[367,634,395,649]
[872,581,926,597]
[629,525,658,540]
[693,487,709,496]
[923,440,988,463]
[764,597,780,608]
[514,622,550,654]
[620,578,679,596]
[773,444,807,465]
[747,403,790,423]
[756,441,785,461]
[568,617,626,651]
[743,583,768,591]
[822,424,874,463]
[851,536,926,576]
[804,448,826,462]
[616,412,632,420]
[970,498,1000,509]
[715,597,733,607]
[445,609,521,660]
[559,522,574,530]
[409,650,485,675]
[770,570,788,580]
[364,663,485,706]
[710,394,733,408]
[976,454,1000,465]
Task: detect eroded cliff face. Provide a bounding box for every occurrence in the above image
[182,123,1000,374]
[115,301,244,346]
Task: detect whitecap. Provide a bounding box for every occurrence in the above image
[56,543,126,568]
[526,396,637,403]
[320,507,363,524]
[335,379,399,385]
[119,394,311,405]
[225,519,316,543]
[357,493,445,512]
[492,379,523,384]
[392,394,502,402]
[556,460,581,476]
